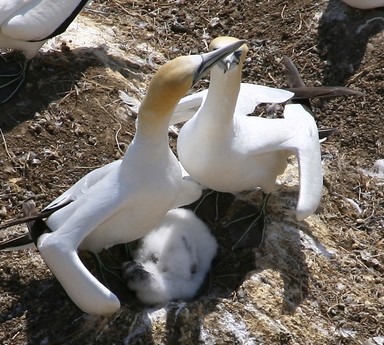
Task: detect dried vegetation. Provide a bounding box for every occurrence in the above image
[0,0,383,344]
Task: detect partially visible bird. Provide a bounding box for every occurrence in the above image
[176,36,323,247]
[122,208,218,305]
[0,0,89,103]
[0,39,245,314]
[341,0,384,9]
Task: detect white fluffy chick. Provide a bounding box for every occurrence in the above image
[122,208,217,305]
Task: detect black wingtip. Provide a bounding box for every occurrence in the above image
[282,55,307,88]
[281,55,365,101]
[289,86,366,99]
[22,201,52,246]
[318,128,338,140]
[0,234,33,251]
[0,200,55,250]
[0,197,73,231]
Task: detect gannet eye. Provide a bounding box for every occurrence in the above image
[234,50,242,60]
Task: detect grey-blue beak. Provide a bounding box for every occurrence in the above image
[193,40,246,84]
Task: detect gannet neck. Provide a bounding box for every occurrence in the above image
[137,39,247,135]
[199,36,248,121]
[134,116,171,145]
[203,65,242,121]
[136,55,200,141]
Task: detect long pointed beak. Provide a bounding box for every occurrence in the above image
[193,40,246,84]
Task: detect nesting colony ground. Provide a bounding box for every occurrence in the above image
[0,0,383,344]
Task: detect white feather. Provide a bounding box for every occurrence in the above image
[177,37,323,221]
[30,40,245,315]
[0,0,89,58]
[341,0,384,9]
[123,208,217,305]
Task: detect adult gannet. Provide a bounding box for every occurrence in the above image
[122,208,217,305]
[341,0,384,9]
[176,36,322,240]
[0,39,245,314]
[0,0,89,103]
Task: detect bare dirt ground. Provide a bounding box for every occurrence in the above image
[0,0,383,344]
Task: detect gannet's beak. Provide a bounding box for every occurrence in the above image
[193,40,246,84]
[219,50,242,73]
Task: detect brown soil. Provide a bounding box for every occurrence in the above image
[0,1,383,344]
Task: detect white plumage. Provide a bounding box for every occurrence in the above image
[0,0,89,103]
[341,0,384,9]
[122,208,217,305]
[4,40,242,315]
[176,36,323,222]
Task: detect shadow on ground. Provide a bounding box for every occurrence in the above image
[317,0,384,85]
[0,46,145,132]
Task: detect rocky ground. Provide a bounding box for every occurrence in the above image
[0,0,383,344]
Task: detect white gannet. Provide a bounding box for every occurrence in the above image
[0,0,89,103]
[0,39,245,314]
[122,208,217,305]
[176,36,323,240]
[341,0,384,9]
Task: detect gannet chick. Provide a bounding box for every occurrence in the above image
[0,39,245,314]
[0,0,89,103]
[177,37,323,239]
[122,208,217,305]
[341,0,384,9]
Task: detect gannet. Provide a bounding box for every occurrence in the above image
[0,0,89,103]
[341,0,384,9]
[122,208,217,305]
[176,36,323,236]
[0,39,245,314]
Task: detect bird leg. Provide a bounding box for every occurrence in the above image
[226,193,271,250]
[0,54,29,104]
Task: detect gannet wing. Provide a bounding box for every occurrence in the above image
[169,90,208,125]
[0,234,34,251]
[1,0,88,41]
[38,231,120,314]
[170,84,293,124]
[172,162,203,208]
[45,160,121,210]
[238,103,322,220]
[282,55,306,88]
[282,103,323,220]
[0,2,32,24]
[289,86,365,99]
[0,161,121,231]
[235,83,294,116]
[282,55,365,102]
[39,181,128,314]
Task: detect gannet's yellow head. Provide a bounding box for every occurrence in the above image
[139,39,246,119]
[209,36,248,73]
